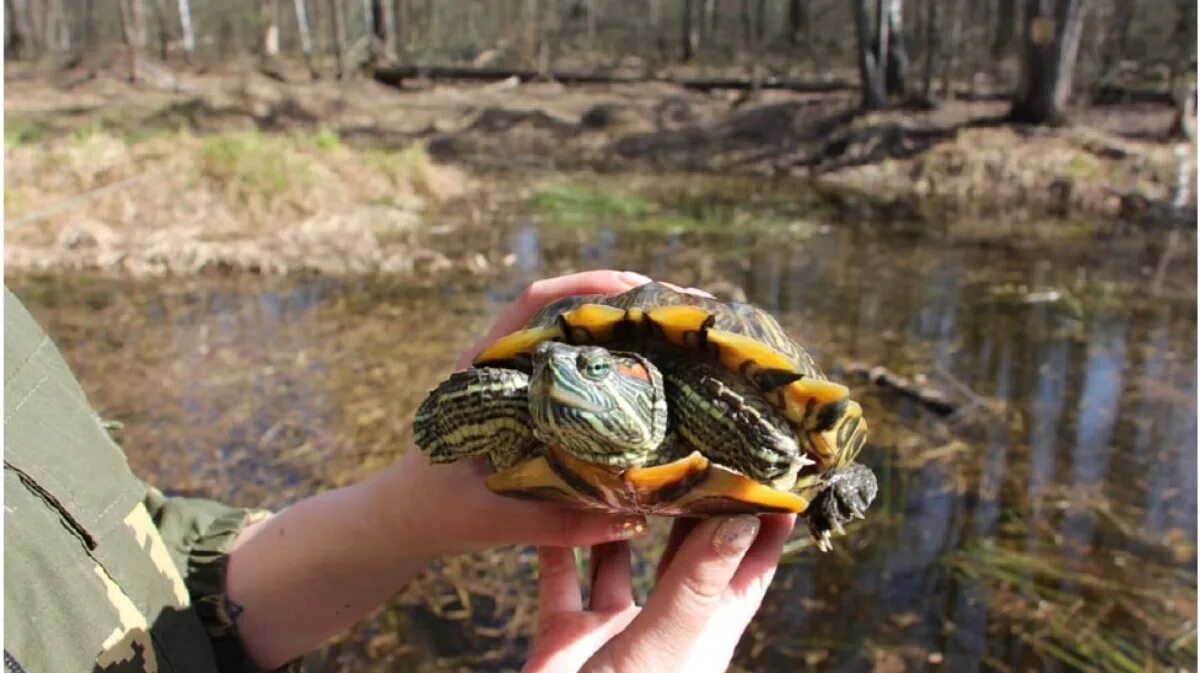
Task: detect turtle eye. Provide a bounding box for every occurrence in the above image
[580,355,613,381]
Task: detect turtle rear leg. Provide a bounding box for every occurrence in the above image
[413,367,539,469]
[806,463,877,552]
[661,360,809,485]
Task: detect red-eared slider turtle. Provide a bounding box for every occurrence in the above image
[413,282,876,550]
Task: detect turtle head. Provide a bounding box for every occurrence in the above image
[528,341,667,467]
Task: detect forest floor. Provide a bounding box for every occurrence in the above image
[5,59,1195,275]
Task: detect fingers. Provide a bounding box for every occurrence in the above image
[456,270,650,368]
[510,504,648,549]
[591,516,763,671]
[656,517,700,582]
[538,547,583,623]
[720,514,794,625]
[588,542,634,612]
[729,514,794,596]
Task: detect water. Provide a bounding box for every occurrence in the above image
[7,206,1196,672]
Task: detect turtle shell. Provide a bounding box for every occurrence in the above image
[474,282,867,479]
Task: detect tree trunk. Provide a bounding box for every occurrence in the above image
[177,0,195,55]
[1009,0,1089,125]
[853,0,887,109]
[294,0,314,57]
[148,0,169,59]
[263,0,280,56]
[585,0,596,50]
[755,0,766,46]
[536,0,553,78]
[940,0,960,100]
[788,0,810,45]
[883,0,909,96]
[681,0,699,62]
[381,0,397,62]
[992,0,1016,58]
[875,0,889,91]
[327,0,344,77]
[921,0,938,99]
[701,0,717,45]
[740,0,753,52]
[361,0,376,63]
[117,0,140,81]
[523,0,539,67]
[648,0,664,61]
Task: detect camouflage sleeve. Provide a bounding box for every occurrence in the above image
[142,485,302,673]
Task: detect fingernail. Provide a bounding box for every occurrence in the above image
[686,286,716,298]
[712,516,760,556]
[610,517,647,539]
[618,271,653,287]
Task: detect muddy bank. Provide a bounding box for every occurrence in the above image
[6,66,1194,229]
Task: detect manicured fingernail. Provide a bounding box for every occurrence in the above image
[618,271,653,286]
[713,516,760,556]
[611,517,647,539]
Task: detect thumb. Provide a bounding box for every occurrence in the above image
[587,516,761,671]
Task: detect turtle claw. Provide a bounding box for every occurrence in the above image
[806,463,878,550]
[816,530,833,553]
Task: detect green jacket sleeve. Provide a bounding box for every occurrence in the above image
[141,485,299,673]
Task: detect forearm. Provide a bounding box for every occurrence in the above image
[224,464,426,671]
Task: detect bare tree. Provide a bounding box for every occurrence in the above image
[381,0,397,62]
[681,0,699,62]
[327,0,344,77]
[177,0,195,55]
[263,0,280,56]
[921,0,939,99]
[1009,0,1090,124]
[852,0,887,109]
[883,0,909,96]
[585,0,597,51]
[702,0,718,43]
[992,0,1017,58]
[788,0,810,45]
[361,0,375,63]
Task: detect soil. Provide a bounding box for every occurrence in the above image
[4,61,1195,277]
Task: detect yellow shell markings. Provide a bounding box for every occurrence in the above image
[643,305,712,347]
[486,446,811,514]
[474,302,854,434]
[474,325,564,363]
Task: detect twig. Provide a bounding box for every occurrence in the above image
[5,172,154,230]
[841,361,957,416]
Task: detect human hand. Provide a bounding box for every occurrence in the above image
[523,514,796,673]
[377,271,664,558]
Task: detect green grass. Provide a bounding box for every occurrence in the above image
[529,182,652,222]
[309,126,342,151]
[528,178,827,236]
[199,130,301,205]
[5,116,49,147]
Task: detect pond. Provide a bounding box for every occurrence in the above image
[7,182,1196,672]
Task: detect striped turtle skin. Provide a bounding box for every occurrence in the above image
[413,282,877,550]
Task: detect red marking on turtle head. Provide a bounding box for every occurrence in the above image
[616,361,651,381]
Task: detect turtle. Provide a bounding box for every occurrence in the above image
[412,281,877,550]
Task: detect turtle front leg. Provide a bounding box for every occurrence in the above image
[806,463,877,552]
[413,367,540,469]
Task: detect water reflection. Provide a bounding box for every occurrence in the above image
[9,214,1196,672]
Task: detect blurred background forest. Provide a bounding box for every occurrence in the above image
[4,2,1198,673]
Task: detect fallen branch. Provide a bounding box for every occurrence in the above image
[841,361,958,416]
[372,65,856,93]
[5,172,154,230]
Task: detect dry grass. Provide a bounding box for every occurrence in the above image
[4,127,471,275]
